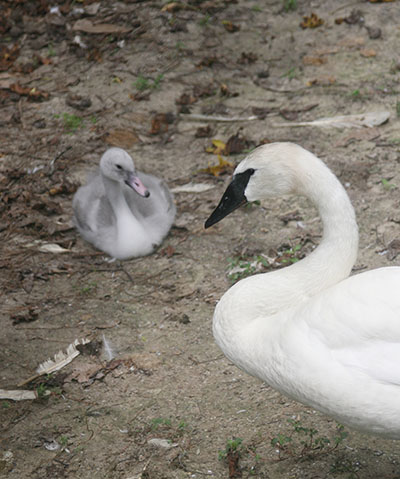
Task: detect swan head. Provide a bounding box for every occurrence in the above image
[100,148,150,198]
[205,143,302,228]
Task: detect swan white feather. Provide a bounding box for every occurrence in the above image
[73,148,175,259]
[205,142,400,438]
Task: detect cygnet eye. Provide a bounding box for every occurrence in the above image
[116,164,122,170]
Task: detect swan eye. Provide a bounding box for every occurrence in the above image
[116,164,122,170]
[248,168,255,175]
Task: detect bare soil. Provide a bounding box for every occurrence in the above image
[1,1,400,478]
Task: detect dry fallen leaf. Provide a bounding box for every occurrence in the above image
[87,48,103,63]
[205,139,227,155]
[300,13,324,29]
[161,2,184,12]
[224,131,250,155]
[104,129,140,148]
[306,76,336,86]
[34,54,52,66]
[193,83,217,98]
[302,56,327,66]
[11,307,39,325]
[150,113,175,135]
[176,92,197,105]
[195,125,213,138]
[197,56,218,68]
[313,46,339,56]
[237,51,258,64]
[200,155,234,177]
[48,180,77,196]
[0,44,19,72]
[222,20,240,32]
[159,245,176,257]
[338,36,365,48]
[10,83,49,100]
[129,91,150,102]
[360,48,377,57]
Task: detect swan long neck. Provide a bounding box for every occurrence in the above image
[294,157,359,291]
[102,174,131,215]
[214,153,359,338]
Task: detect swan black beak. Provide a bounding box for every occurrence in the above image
[205,169,254,228]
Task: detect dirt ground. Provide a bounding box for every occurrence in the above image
[1,0,400,477]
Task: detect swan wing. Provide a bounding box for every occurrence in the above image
[302,267,400,385]
[73,174,114,232]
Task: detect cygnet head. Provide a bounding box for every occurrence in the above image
[205,143,309,228]
[100,148,150,197]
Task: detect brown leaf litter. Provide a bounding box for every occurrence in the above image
[200,155,234,177]
[9,83,49,101]
[103,129,140,148]
[300,13,324,29]
[150,112,176,135]
[222,20,240,32]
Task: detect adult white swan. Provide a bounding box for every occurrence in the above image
[73,148,175,260]
[205,142,400,439]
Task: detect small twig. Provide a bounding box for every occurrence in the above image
[83,414,95,443]
[256,85,307,94]
[17,98,27,130]
[188,354,224,365]
[18,373,41,387]
[330,1,363,15]
[183,467,214,476]
[180,113,259,122]
[14,325,81,331]
[120,265,134,283]
[49,146,72,175]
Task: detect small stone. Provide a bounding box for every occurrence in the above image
[44,440,60,451]
[66,94,92,110]
[367,26,381,40]
[147,438,178,449]
[33,119,46,129]
[179,314,190,324]
[257,70,270,79]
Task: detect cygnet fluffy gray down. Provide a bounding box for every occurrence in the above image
[73,148,176,259]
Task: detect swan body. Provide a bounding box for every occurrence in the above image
[73,148,176,259]
[205,142,400,439]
